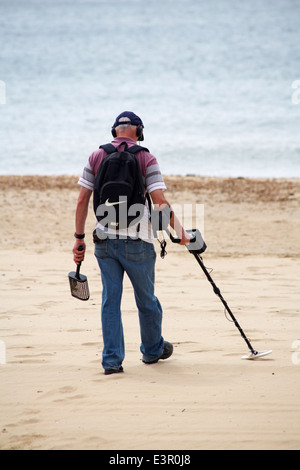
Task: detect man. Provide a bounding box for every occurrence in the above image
[73,111,190,375]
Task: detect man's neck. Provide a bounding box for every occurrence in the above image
[114,136,138,144]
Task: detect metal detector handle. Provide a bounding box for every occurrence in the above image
[169,229,207,254]
[169,233,181,244]
[169,231,197,245]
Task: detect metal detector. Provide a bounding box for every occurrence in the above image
[166,228,272,360]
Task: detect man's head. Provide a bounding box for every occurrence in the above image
[111,111,144,141]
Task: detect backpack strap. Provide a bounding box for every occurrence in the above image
[99,142,149,155]
[127,145,149,154]
[99,143,117,154]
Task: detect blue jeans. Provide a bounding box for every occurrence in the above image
[94,238,164,370]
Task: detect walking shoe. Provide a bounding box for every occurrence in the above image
[104,366,124,375]
[143,341,173,364]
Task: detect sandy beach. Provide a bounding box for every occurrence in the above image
[0,175,300,450]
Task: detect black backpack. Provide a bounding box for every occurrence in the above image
[93,142,150,230]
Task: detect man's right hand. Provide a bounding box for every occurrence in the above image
[178,230,192,246]
[73,239,86,264]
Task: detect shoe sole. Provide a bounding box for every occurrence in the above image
[104,367,124,375]
[143,342,173,364]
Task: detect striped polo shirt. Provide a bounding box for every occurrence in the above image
[78,137,166,243]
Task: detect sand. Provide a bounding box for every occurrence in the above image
[0,175,300,450]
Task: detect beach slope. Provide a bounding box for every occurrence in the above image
[0,176,299,450]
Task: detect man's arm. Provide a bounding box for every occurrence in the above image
[149,189,190,246]
[73,186,93,264]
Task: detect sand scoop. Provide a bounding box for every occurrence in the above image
[68,246,90,301]
[167,228,272,360]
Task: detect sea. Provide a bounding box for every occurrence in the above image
[0,0,300,178]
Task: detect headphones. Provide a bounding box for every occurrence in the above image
[111,121,144,141]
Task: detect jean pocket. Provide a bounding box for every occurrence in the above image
[94,241,108,259]
[124,239,145,263]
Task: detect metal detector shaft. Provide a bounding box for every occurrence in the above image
[191,252,257,355]
[166,228,271,359]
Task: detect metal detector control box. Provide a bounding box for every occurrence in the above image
[186,229,207,254]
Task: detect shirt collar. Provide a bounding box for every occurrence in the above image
[112,136,137,145]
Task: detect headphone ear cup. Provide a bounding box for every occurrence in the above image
[111,127,117,138]
[136,125,144,141]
